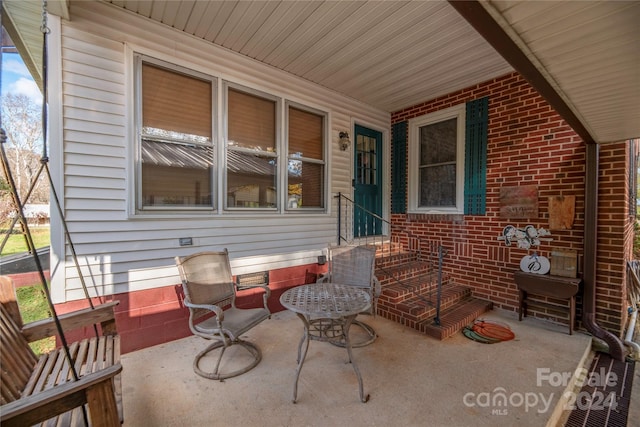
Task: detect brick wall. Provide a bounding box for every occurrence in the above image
[391,71,630,335]
[55,262,326,353]
[598,142,635,332]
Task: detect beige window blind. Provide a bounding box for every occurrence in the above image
[142,63,212,139]
[286,106,325,209]
[288,107,323,160]
[228,88,276,151]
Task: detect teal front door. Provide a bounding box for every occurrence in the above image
[353,124,382,237]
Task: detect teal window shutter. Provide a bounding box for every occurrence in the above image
[464,97,488,215]
[392,121,407,214]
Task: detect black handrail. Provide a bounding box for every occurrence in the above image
[335,192,391,249]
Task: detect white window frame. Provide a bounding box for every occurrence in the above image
[223,81,282,211]
[408,104,466,214]
[133,54,217,213]
[285,101,328,212]
[130,53,329,216]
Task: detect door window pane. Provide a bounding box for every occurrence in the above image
[356,134,377,185]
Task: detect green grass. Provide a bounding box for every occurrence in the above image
[1,226,50,256]
[1,226,54,354]
[15,284,56,355]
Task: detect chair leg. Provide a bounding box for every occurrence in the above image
[193,340,262,380]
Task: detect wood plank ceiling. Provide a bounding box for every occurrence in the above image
[2,0,639,144]
[105,0,513,114]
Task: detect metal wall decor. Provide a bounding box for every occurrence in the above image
[497,224,552,249]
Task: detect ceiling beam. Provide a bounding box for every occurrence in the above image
[448,0,596,144]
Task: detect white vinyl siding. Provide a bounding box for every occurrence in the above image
[50,1,389,302]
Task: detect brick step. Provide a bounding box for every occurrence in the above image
[374,250,419,270]
[376,260,433,286]
[381,273,439,300]
[417,297,494,340]
[382,284,471,324]
[372,240,403,255]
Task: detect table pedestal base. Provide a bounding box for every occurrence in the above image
[328,319,377,348]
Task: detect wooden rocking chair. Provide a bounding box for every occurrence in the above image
[0,276,123,427]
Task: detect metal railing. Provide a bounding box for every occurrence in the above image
[335,192,447,324]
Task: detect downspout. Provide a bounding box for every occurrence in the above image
[583,142,626,361]
[624,307,640,358]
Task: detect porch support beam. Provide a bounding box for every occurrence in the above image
[447,0,596,145]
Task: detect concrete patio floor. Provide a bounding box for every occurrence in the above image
[120,308,603,427]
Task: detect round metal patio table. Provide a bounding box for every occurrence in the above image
[280,282,371,403]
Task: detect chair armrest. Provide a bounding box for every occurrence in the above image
[249,284,271,299]
[21,301,119,343]
[184,300,224,319]
[0,363,122,426]
[373,276,381,297]
[257,284,271,310]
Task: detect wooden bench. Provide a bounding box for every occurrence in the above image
[0,276,123,426]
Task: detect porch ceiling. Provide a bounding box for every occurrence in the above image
[2,0,639,144]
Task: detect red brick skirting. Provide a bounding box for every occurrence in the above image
[7,271,51,288]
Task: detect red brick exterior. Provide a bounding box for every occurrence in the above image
[51,262,325,354]
[391,71,632,336]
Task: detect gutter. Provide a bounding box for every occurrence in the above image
[583,143,626,360]
[624,307,640,357]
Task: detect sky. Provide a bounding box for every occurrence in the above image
[1,52,42,105]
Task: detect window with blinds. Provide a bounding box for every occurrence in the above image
[226,86,278,209]
[134,54,328,214]
[139,60,214,209]
[287,105,326,209]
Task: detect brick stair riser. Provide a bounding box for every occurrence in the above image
[379,275,453,303]
[374,252,418,269]
[369,247,493,341]
[377,268,434,284]
[377,267,442,288]
[419,300,494,340]
[379,298,493,340]
[379,286,471,324]
[382,276,443,297]
[376,258,428,273]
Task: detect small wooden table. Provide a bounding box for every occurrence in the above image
[513,271,582,335]
[280,283,371,403]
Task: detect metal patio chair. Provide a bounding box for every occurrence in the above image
[317,245,380,347]
[175,250,271,380]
